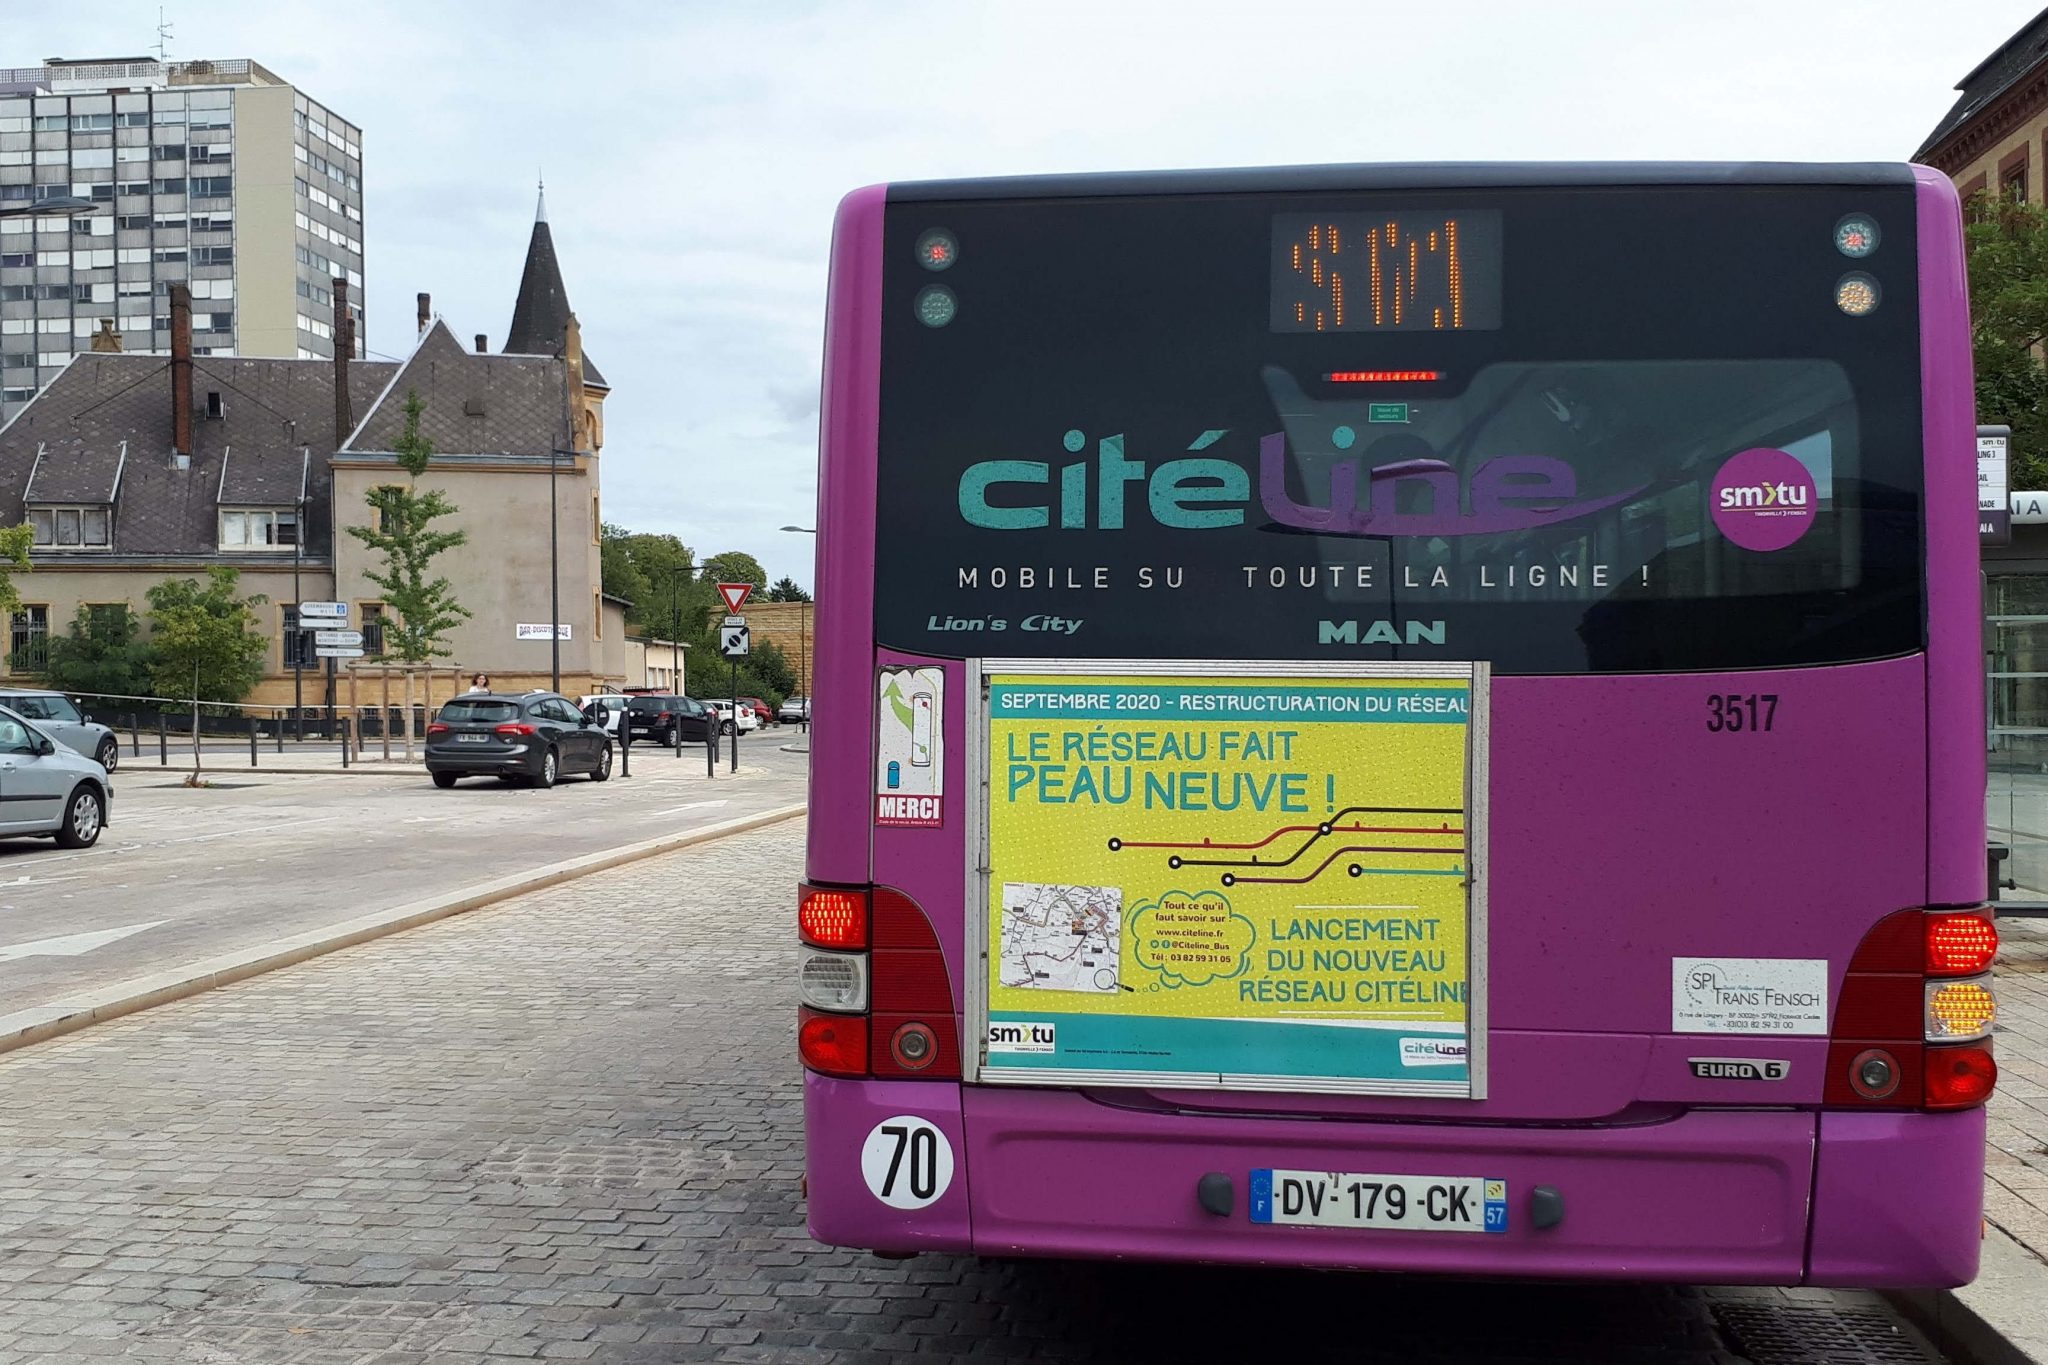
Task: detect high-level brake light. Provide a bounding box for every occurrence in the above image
[1325,369,1442,383]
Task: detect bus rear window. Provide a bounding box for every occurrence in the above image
[872,183,1923,674]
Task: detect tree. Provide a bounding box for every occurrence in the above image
[1968,195,2048,489]
[767,576,812,603]
[702,551,767,592]
[146,567,268,706]
[0,523,29,619]
[347,390,470,661]
[42,603,154,698]
[599,522,652,617]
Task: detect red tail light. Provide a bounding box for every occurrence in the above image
[1924,1044,1997,1109]
[1925,912,1998,977]
[426,723,449,736]
[494,722,537,737]
[798,1007,868,1077]
[800,884,868,950]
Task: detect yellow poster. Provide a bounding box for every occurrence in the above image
[981,668,1481,1094]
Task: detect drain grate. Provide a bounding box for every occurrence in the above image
[1712,1302,1941,1365]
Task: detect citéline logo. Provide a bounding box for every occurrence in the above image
[1709,447,1818,552]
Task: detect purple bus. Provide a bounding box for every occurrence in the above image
[797,163,1997,1286]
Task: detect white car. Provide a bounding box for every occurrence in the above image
[701,699,759,735]
[579,693,631,737]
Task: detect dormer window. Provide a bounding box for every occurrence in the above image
[28,506,111,550]
[219,508,297,550]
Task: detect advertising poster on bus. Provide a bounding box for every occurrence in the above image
[977,662,1486,1097]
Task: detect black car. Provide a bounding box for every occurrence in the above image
[425,691,613,788]
[624,694,713,746]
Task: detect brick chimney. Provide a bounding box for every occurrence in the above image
[416,292,430,335]
[474,333,487,354]
[564,312,588,452]
[169,284,192,458]
[332,277,353,453]
[89,318,121,353]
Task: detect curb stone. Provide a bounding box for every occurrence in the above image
[1887,1225,2048,1365]
[0,802,807,1056]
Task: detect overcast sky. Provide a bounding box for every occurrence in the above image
[6,0,2037,588]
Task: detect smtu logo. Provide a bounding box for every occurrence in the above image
[987,1021,1056,1054]
[1710,447,1819,552]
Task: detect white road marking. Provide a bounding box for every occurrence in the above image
[0,919,165,962]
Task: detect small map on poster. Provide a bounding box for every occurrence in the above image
[999,882,1122,994]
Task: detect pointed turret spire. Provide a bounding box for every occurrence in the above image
[504,178,604,388]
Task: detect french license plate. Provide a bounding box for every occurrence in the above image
[1250,1169,1508,1233]
[457,733,490,743]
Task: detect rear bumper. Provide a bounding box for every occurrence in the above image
[424,746,540,776]
[803,1078,1985,1286]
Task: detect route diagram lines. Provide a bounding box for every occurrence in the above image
[999,882,1123,994]
[1106,805,1467,887]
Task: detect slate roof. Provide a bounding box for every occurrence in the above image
[502,192,607,390]
[0,353,395,558]
[346,322,573,458]
[1918,7,2048,158]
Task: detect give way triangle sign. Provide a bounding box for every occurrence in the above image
[716,582,753,614]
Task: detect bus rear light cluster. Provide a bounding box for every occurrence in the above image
[1827,907,2000,1111]
[795,883,960,1082]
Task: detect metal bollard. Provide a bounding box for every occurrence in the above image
[129,714,139,757]
[275,710,283,754]
[249,723,258,768]
[619,725,630,779]
[158,715,167,766]
[705,724,715,778]
[341,717,351,769]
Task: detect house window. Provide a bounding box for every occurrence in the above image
[8,606,48,673]
[86,603,129,635]
[218,508,297,550]
[2007,165,2030,202]
[282,607,312,669]
[594,592,604,640]
[359,602,386,655]
[28,505,112,549]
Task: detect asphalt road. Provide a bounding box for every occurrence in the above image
[0,740,808,1028]
[0,822,1947,1363]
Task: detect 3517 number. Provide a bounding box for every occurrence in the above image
[1706,694,1778,733]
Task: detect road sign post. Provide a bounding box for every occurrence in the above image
[717,613,749,776]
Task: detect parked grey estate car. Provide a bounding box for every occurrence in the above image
[425,691,613,788]
[0,704,110,847]
[0,689,118,771]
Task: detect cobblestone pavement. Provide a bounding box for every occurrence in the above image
[1986,918,2048,1255]
[0,823,1945,1364]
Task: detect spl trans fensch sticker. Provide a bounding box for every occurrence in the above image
[876,666,944,827]
[1671,957,1827,1036]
